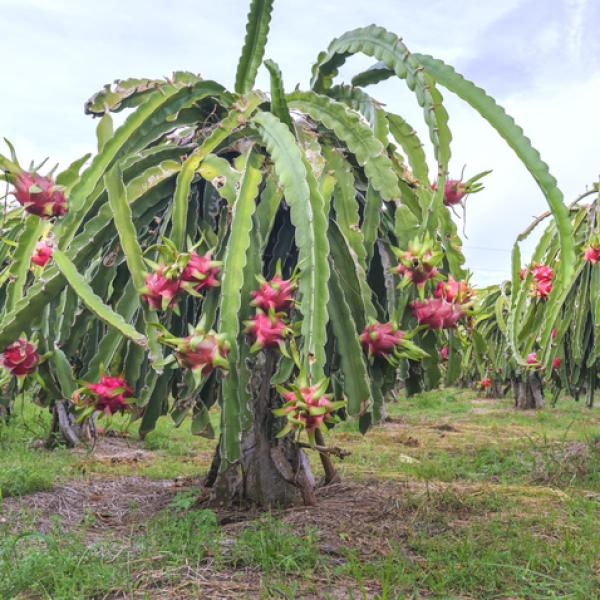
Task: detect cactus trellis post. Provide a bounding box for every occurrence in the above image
[0,0,575,506]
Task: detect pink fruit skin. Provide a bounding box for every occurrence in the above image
[412,298,465,329]
[552,357,561,370]
[12,172,67,218]
[282,386,333,432]
[176,334,229,375]
[245,312,288,348]
[182,251,220,291]
[251,275,295,312]
[142,267,181,310]
[434,276,472,303]
[480,377,492,389]
[31,241,53,267]
[359,322,404,357]
[440,345,449,361]
[88,375,133,415]
[530,264,553,299]
[527,352,538,365]
[583,244,600,264]
[432,179,466,206]
[1,338,39,376]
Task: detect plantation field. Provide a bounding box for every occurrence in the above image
[1,390,599,599]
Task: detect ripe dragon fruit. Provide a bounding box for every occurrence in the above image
[432,179,467,206]
[84,375,133,415]
[173,331,230,375]
[440,345,449,361]
[552,357,561,370]
[31,240,53,267]
[251,274,296,312]
[141,265,182,310]
[245,310,291,350]
[272,377,346,441]
[393,237,441,287]
[530,264,553,299]
[480,377,492,389]
[412,298,465,329]
[181,251,221,292]
[519,267,528,280]
[359,321,404,358]
[1,338,39,376]
[434,276,473,304]
[11,171,67,218]
[583,244,600,264]
[527,352,539,365]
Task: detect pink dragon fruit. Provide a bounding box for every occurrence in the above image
[432,179,466,206]
[1,338,39,376]
[527,352,539,365]
[273,377,346,440]
[359,322,404,358]
[245,311,291,350]
[393,237,441,287]
[141,265,182,310]
[552,357,561,370]
[85,374,133,415]
[251,274,296,312]
[412,298,465,329]
[583,244,600,264]
[480,377,492,389]
[519,267,528,280]
[11,171,67,218]
[31,240,53,267]
[173,331,230,375]
[530,263,553,299]
[440,345,449,361]
[434,276,473,304]
[181,251,221,292]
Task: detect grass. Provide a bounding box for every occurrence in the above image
[1,389,599,598]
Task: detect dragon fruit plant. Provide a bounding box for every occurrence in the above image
[0,0,576,506]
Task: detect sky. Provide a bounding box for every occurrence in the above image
[1,0,599,286]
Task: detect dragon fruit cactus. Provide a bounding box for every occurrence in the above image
[530,263,553,299]
[393,236,442,287]
[11,171,68,218]
[412,297,465,329]
[181,250,221,293]
[434,276,473,304]
[251,274,296,312]
[272,376,346,443]
[78,374,133,415]
[245,310,291,351]
[359,321,404,358]
[1,338,39,376]
[31,240,53,267]
[583,243,600,264]
[141,265,182,311]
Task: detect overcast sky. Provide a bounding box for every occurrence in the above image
[1,0,598,285]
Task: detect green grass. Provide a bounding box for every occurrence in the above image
[2,389,600,597]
